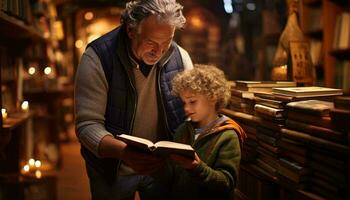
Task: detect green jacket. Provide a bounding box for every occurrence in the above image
[171,115,243,200]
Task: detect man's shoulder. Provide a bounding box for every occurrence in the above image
[88,26,124,49]
[172,43,193,70]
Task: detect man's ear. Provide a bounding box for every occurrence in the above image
[126,25,136,39]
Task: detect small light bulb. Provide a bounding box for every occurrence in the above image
[1,108,7,120]
[28,67,36,75]
[29,158,35,166]
[35,160,41,168]
[44,67,52,75]
[23,165,30,172]
[21,101,29,111]
[35,170,42,179]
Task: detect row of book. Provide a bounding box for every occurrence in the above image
[224,80,349,200]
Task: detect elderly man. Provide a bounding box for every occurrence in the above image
[74,0,192,199]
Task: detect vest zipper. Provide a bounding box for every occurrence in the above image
[157,64,172,136]
[125,68,137,134]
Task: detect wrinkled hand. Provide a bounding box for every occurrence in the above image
[121,145,165,175]
[170,153,201,170]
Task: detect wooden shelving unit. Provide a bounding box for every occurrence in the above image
[0,12,46,42]
[300,0,350,88]
[0,0,62,199]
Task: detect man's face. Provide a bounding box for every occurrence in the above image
[127,15,175,65]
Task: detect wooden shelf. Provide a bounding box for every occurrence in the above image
[329,48,350,60]
[0,11,46,43]
[328,0,350,6]
[303,0,322,7]
[304,29,323,39]
[2,112,32,131]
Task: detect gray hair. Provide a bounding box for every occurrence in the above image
[121,0,186,29]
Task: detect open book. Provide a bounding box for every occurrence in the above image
[116,134,195,158]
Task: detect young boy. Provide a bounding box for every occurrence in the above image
[170,64,246,200]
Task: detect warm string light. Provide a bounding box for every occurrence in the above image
[1,108,7,120]
[21,158,42,179]
[21,101,29,112]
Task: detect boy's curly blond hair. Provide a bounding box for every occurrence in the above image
[172,64,231,110]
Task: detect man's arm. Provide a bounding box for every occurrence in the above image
[75,47,115,157]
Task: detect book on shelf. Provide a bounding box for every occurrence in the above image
[286,110,333,129]
[273,86,343,98]
[255,96,285,109]
[277,138,306,157]
[333,12,350,50]
[334,96,350,110]
[281,128,350,156]
[285,119,345,144]
[116,134,195,158]
[286,100,334,117]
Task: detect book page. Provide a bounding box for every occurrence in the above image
[154,141,194,158]
[116,134,154,149]
[154,141,193,151]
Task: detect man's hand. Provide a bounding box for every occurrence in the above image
[121,145,166,175]
[98,135,165,175]
[170,153,201,170]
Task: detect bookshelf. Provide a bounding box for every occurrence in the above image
[0,0,61,198]
[300,0,350,90]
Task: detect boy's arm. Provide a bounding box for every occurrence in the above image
[189,132,241,190]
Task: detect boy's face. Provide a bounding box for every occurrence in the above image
[127,15,175,65]
[179,90,218,128]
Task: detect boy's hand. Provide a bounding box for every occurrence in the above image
[170,153,201,169]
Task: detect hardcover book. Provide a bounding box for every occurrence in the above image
[286,100,334,116]
[272,87,343,98]
[116,134,195,158]
[235,81,296,88]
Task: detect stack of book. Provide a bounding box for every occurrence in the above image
[229,81,296,115]
[221,109,258,162]
[224,85,349,199]
[281,98,350,199]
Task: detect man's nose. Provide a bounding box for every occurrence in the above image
[152,45,165,57]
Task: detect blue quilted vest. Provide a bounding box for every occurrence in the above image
[82,26,185,183]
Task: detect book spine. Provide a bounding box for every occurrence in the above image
[255,104,284,118]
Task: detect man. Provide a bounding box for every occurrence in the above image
[74,0,192,199]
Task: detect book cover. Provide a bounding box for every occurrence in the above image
[235,81,296,88]
[273,87,343,98]
[287,111,333,129]
[116,134,195,158]
[255,97,285,109]
[334,96,350,110]
[286,100,334,117]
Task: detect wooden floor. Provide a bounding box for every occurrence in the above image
[57,129,90,200]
